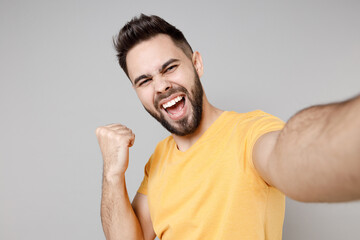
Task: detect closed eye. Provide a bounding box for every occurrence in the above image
[164,65,178,73]
[139,78,152,87]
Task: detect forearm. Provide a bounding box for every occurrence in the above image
[269,95,360,202]
[101,174,144,240]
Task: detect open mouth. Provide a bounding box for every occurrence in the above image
[162,95,186,116]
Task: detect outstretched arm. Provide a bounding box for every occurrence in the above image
[254,95,360,202]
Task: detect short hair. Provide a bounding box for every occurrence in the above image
[113,14,193,77]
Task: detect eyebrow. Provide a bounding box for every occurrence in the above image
[133,58,180,86]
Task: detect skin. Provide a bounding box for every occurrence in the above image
[96,33,360,240]
[255,99,360,202]
[126,34,223,151]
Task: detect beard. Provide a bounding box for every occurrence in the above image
[144,70,203,136]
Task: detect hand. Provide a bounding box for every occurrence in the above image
[95,124,135,181]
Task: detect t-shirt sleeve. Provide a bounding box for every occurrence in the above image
[246,111,285,171]
[137,156,152,195]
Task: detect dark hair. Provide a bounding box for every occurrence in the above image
[113,14,193,77]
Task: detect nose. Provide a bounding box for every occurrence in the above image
[154,76,171,93]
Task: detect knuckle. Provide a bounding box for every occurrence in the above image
[107,130,116,138]
[95,127,104,136]
[114,135,122,141]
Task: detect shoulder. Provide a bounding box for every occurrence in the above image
[149,135,175,164]
[225,109,280,122]
[154,135,174,151]
[236,110,284,186]
[224,110,284,133]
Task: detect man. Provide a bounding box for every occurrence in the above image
[95,14,360,240]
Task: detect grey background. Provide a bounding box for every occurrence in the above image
[1,0,359,239]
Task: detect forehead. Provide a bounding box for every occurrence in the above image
[126,34,188,81]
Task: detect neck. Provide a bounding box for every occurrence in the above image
[172,95,223,152]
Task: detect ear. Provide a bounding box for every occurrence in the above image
[192,51,204,78]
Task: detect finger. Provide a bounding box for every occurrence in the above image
[128,133,135,147]
[95,126,107,136]
[110,128,133,137]
[110,126,131,132]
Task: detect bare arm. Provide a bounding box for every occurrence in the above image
[254,95,360,202]
[96,124,155,240]
[101,173,144,239]
[132,193,156,240]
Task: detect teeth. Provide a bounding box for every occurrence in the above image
[162,96,183,109]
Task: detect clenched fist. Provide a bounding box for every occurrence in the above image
[95,124,135,181]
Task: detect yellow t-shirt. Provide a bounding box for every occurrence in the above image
[138,110,285,240]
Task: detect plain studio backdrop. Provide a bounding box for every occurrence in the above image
[1,0,359,239]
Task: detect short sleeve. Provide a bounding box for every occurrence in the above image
[246,111,285,170]
[137,155,152,195]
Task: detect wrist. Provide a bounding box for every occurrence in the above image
[103,171,126,185]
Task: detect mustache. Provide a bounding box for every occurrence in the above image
[154,86,188,109]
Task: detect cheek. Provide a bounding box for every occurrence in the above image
[173,66,194,87]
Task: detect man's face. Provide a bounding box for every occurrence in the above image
[126,34,203,136]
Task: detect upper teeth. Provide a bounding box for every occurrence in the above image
[162,96,183,109]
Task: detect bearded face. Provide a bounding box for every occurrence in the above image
[126,35,205,135]
[144,69,203,136]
